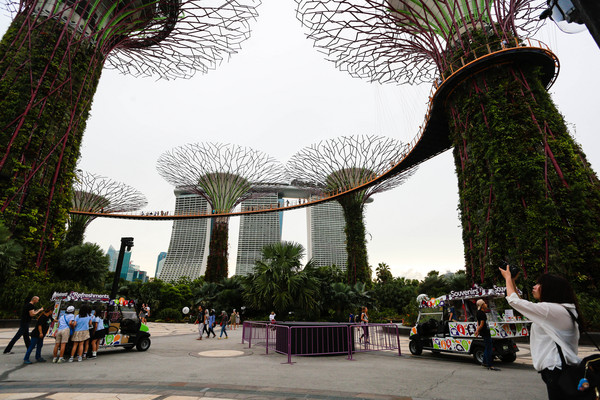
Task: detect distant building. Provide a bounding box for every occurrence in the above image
[155,252,167,278]
[158,189,211,281]
[107,245,119,272]
[306,197,347,270]
[235,194,283,276]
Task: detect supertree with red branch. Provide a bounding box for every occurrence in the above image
[0,0,260,268]
[287,135,416,285]
[157,142,287,282]
[66,170,147,248]
[296,0,600,293]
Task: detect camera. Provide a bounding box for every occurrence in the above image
[499,260,520,278]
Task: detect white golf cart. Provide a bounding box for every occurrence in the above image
[408,286,532,364]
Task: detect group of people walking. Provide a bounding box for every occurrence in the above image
[194,306,240,340]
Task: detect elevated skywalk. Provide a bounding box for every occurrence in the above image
[69,38,559,221]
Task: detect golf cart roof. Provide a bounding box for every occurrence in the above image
[51,291,110,302]
[419,286,509,308]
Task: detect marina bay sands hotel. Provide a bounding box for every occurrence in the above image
[157,186,348,281]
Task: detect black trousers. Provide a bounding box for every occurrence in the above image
[540,368,578,400]
[4,323,30,353]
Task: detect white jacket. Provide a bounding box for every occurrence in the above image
[506,292,580,371]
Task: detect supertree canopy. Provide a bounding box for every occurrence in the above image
[295,0,600,293]
[66,170,147,248]
[0,0,260,268]
[286,135,416,284]
[157,142,287,282]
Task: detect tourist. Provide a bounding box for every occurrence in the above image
[53,305,75,363]
[218,311,229,339]
[360,307,369,343]
[207,310,216,338]
[269,311,276,324]
[195,305,204,340]
[90,306,106,359]
[4,296,44,354]
[474,299,499,371]
[23,307,53,364]
[501,267,581,399]
[235,310,240,329]
[230,309,237,330]
[202,309,210,338]
[69,304,92,362]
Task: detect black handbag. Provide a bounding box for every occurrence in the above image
[554,308,600,399]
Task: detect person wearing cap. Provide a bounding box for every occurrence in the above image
[474,299,500,371]
[52,305,75,363]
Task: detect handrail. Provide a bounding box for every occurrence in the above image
[68,39,558,221]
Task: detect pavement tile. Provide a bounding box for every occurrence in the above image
[0,394,47,399]
[47,393,159,400]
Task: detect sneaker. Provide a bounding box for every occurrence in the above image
[82,354,87,360]
[36,358,46,362]
[52,357,58,363]
[57,358,65,364]
[488,366,501,371]
[218,337,222,340]
[68,357,73,363]
[225,337,228,339]
[196,338,202,340]
[89,354,97,359]
[92,352,97,358]
[23,360,32,364]
[77,356,82,362]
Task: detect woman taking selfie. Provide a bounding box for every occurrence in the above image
[500,267,581,399]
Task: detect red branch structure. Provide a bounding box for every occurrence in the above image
[0,0,260,267]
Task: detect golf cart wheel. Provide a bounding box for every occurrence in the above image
[136,337,151,351]
[500,353,517,363]
[473,347,485,364]
[409,339,423,355]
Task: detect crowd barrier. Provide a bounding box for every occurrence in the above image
[242,321,402,364]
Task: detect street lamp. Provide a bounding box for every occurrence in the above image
[110,237,134,299]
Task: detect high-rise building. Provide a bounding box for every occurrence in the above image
[158,189,211,281]
[235,194,283,276]
[107,245,119,272]
[306,197,347,270]
[155,252,167,278]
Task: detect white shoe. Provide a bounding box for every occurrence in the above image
[68,357,73,363]
[77,356,83,362]
[57,358,65,364]
[52,357,58,363]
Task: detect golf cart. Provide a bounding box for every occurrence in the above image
[408,286,531,364]
[48,291,151,352]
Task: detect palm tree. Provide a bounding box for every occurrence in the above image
[243,241,320,318]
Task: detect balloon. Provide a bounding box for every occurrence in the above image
[182,307,190,314]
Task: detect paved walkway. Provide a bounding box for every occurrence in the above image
[1,323,597,400]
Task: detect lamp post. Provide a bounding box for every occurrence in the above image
[110,237,134,299]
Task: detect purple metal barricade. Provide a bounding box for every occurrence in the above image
[243,321,402,364]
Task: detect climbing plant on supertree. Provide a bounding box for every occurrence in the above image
[286,135,416,285]
[0,0,260,270]
[157,143,287,282]
[295,0,600,293]
[66,171,147,248]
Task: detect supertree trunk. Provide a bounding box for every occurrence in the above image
[338,194,369,285]
[447,61,600,291]
[205,217,229,282]
[63,216,87,248]
[0,15,103,267]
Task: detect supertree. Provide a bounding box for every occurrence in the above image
[295,0,600,292]
[157,143,287,282]
[66,170,147,248]
[287,135,416,284]
[0,0,260,268]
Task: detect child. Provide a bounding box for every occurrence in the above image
[52,305,74,363]
[24,307,53,364]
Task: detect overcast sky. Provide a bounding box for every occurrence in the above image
[1,1,599,280]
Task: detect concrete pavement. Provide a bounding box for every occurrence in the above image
[1,322,593,399]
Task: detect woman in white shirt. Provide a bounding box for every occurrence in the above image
[500,268,582,399]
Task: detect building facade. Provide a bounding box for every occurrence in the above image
[155,252,167,278]
[306,197,347,271]
[158,189,211,281]
[235,194,283,276]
